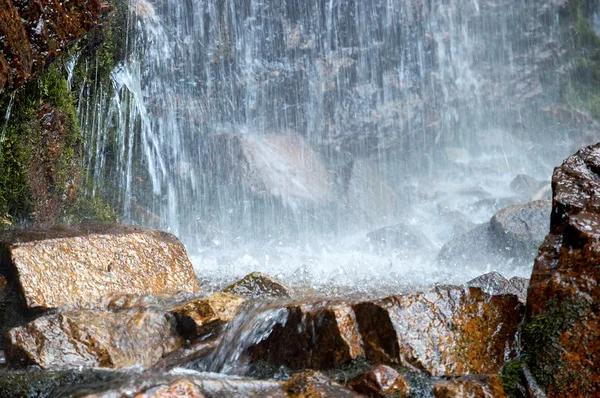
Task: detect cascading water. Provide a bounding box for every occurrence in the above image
[83,0,593,294]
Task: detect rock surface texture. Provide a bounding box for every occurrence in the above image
[431,375,507,398]
[525,144,600,397]
[348,364,410,398]
[0,0,109,92]
[0,225,200,310]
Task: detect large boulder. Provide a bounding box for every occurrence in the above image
[0,225,200,311]
[524,144,600,396]
[5,308,183,370]
[353,286,523,377]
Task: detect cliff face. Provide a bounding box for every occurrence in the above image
[0,0,110,94]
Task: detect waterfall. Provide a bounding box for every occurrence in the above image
[82,0,581,291]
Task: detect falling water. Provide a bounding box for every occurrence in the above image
[83,0,593,293]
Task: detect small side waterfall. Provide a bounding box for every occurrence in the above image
[80,0,585,289]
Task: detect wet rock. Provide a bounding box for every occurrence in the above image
[0,225,200,311]
[524,144,600,396]
[171,293,247,340]
[431,375,507,398]
[5,308,183,370]
[466,272,509,295]
[0,0,110,92]
[250,302,364,370]
[353,286,524,377]
[366,224,433,253]
[223,272,293,299]
[348,364,410,398]
[510,174,540,197]
[504,277,529,302]
[439,200,551,269]
[490,199,551,259]
[283,371,363,398]
[134,379,206,398]
[201,133,332,207]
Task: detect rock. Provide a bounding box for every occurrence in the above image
[250,302,364,370]
[0,225,199,311]
[490,199,551,259]
[466,272,509,295]
[5,308,183,370]
[510,174,540,197]
[133,379,206,398]
[431,375,507,398]
[524,144,600,396]
[223,272,293,299]
[0,0,110,92]
[171,293,247,340]
[504,277,529,302]
[438,200,551,269]
[283,371,363,398]
[353,286,524,377]
[201,133,332,207]
[348,364,410,398]
[366,224,433,253]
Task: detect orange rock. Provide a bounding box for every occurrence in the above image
[250,301,364,370]
[525,144,600,397]
[348,364,410,397]
[0,225,200,311]
[135,379,205,398]
[432,375,507,398]
[223,272,293,298]
[353,286,523,377]
[284,370,363,397]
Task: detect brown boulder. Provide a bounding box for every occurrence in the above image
[134,379,206,398]
[353,287,523,377]
[5,308,183,369]
[171,293,247,340]
[223,272,293,299]
[348,364,410,397]
[525,144,600,396]
[250,301,364,370]
[284,371,363,398]
[0,225,200,311]
[431,375,507,398]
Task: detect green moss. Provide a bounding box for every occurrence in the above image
[501,360,527,398]
[62,195,118,224]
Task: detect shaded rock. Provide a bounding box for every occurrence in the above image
[348,364,410,397]
[366,224,433,253]
[437,223,507,269]
[250,302,364,370]
[504,277,529,302]
[0,224,200,311]
[5,308,183,370]
[223,272,293,299]
[431,375,507,398]
[0,0,110,92]
[510,174,540,197]
[283,371,363,398]
[490,199,551,259]
[353,286,524,377]
[171,293,247,340]
[201,133,332,207]
[466,272,509,295]
[524,144,600,396]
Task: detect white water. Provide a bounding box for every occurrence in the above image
[82,0,594,295]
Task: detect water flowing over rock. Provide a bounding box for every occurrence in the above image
[283,371,363,398]
[0,0,110,93]
[0,225,200,311]
[5,308,183,370]
[353,287,523,377]
[431,375,507,398]
[223,272,293,299]
[348,365,410,398]
[525,143,600,396]
[249,302,364,370]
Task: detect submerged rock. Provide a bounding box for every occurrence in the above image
[283,371,363,398]
[353,286,523,377]
[250,302,364,370]
[366,224,433,253]
[431,375,507,398]
[171,293,247,340]
[132,379,206,398]
[5,308,183,370]
[348,364,410,398]
[0,224,200,311]
[223,272,293,299]
[525,144,600,396]
[510,174,541,198]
